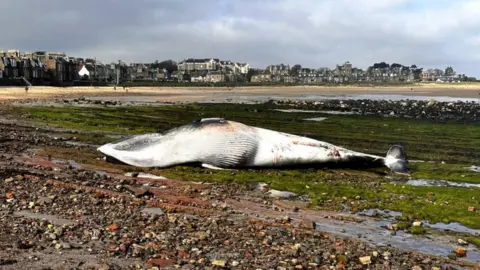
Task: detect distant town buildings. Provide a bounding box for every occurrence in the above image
[0,49,475,86]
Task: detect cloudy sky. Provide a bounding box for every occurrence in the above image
[2,0,479,76]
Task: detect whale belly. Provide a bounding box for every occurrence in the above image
[249,128,333,167]
[98,119,261,168]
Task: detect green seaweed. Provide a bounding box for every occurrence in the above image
[410,226,427,235]
[465,237,480,248]
[5,103,480,229]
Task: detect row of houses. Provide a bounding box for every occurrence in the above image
[0,49,252,85]
[177,58,250,74]
[0,49,466,85]
[252,62,461,83]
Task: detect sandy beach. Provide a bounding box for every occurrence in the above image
[1,83,480,103]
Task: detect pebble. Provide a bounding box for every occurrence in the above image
[359,256,371,265]
[455,247,467,257]
[457,239,468,245]
[412,221,422,227]
[212,260,226,267]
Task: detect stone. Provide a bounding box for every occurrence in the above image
[359,256,371,265]
[458,239,468,246]
[455,247,467,257]
[412,221,422,227]
[147,259,177,267]
[212,260,226,267]
[48,233,57,240]
[336,255,348,264]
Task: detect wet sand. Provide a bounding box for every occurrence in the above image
[1,84,480,103]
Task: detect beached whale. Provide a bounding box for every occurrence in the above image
[97,118,408,173]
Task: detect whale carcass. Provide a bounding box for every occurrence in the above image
[97,118,408,173]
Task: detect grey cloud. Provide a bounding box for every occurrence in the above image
[1,0,479,76]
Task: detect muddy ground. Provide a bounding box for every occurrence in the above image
[0,97,479,269]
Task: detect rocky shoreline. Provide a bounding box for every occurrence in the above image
[8,95,480,123]
[1,98,480,269]
[268,99,480,123]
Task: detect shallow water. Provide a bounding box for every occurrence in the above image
[357,208,403,218]
[256,183,480,261]
[68,160,82,169]
[273,109,358,115]
[303,117,328,122]
[357,208,480,236]
[468,165,480,173]
[314,218,480,262]
[302,94,480,103]
[404,179,480,188]
[88,93,480,104]
[424,222,480,236]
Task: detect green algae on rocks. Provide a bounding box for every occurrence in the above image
[8,103,480,229]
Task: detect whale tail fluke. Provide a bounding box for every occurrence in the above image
[384,145,409,174]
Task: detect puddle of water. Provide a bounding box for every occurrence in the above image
[11,210,74,226]
[354,208,480,237]
[304,117,328,122]
[303,94,480,103]
[273,109,357,115]
[425,222,480,236]
[357,208,403,219]
[313,218,480,262]
[468,165,480,173]
[68,160,82,169]
[51,159,67,165]
[65,141,95,147]
[404,179,480,188]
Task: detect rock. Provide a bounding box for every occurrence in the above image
[212,260,226,267]
[336,255,348,264]
[37,196,53,205]
[147,259,177,267]
[301,221,316,230]
[359,256,371,265]
[447,253,457,260]
[48,233,57,240]
[54,227,64,236]
[457,239,468,245]
[455,247,467,257]
[387,224,398,231]
[412,221,422,227]
[107,224,118,231]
